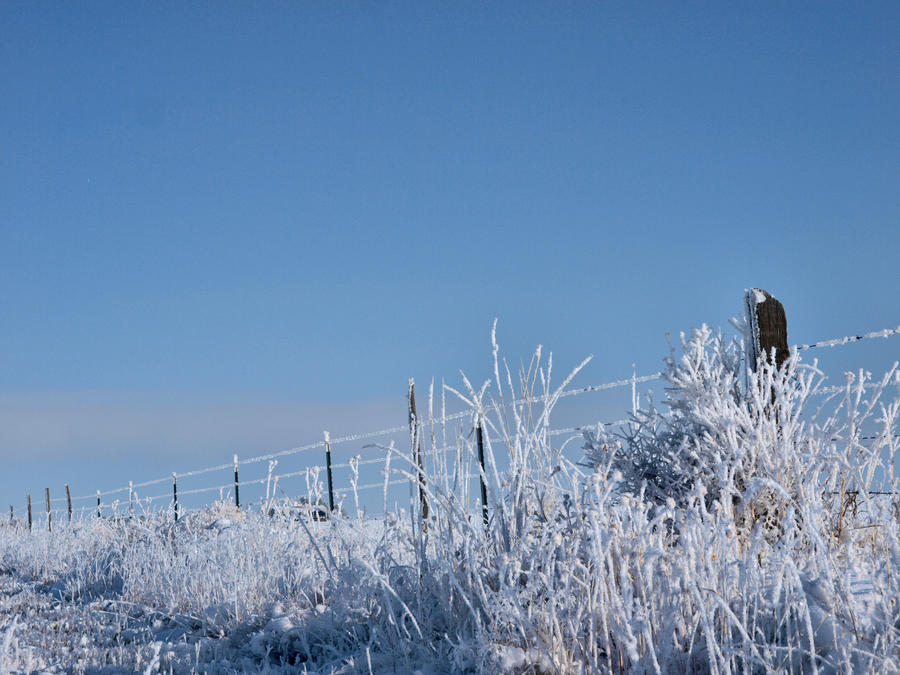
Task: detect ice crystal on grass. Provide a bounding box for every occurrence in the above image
[1,323,898,673]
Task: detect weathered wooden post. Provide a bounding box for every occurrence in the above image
[96,490,101,518]
[408,379,429,529]
[476,419,489,529]
[173,473,178,522]
[45,488,51,532]
[745,288,789,371]
[27,494,32,531]
[65,484,73,523]
[324,431,335,514]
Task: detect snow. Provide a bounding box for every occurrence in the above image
[1,328,898,673]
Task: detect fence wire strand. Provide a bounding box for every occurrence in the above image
[42,322,900,509]
[796,325,900,351]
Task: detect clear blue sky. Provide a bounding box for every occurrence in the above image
[2,3,898,511]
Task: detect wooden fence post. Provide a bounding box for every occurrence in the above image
[45,488,51,532]
[234,455,240,509]
[96,490,101,518]
[408,379,429,529]
[27,494,32,531]
[65,484,72,523]
[324,431,335,514]
[173,473,178,522]
[476,419,489,529]
[745,288,789,372]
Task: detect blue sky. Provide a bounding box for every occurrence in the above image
[2,3,898,512]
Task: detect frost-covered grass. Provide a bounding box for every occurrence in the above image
[1,326,898,673]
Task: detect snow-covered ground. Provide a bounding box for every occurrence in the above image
[2,328,899,673]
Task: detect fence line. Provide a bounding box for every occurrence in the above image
[67,420,900,517]
[57,416,625,511]
[56,371,658,505]
[134,469,487,508]
[40,321,900,511]
[122,418,898,511]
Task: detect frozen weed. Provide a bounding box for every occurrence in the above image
[0,324,897,672]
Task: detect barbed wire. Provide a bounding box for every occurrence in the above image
[559,373,661,398]
[796,325,900,351]
[93,422,635,510]
[549,418,632,437]
[56,374,648,504]
[353,478,413,493]
[809,370,900,398]
[42,322,900,508]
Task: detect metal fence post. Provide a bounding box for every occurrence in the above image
[476,419,489,530]
[234,455,240,509]
[324,431,335,514]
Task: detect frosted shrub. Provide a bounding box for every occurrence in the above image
[579,323,900,671]
[583,324,829,539]
[585,325,748,508]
